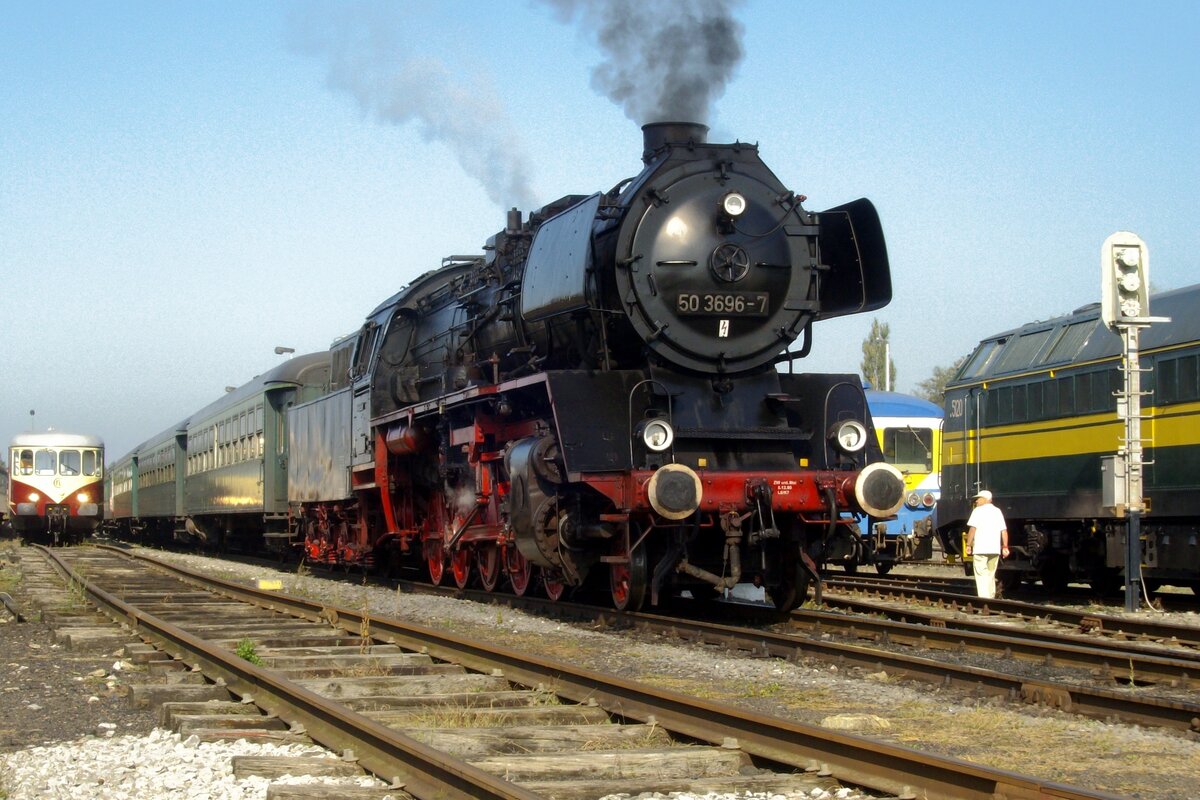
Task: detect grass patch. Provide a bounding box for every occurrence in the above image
[0,564,20,595]
[235,638,264,666]
[745,681,785,697]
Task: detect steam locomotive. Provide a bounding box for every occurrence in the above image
[109,123,906,611]
[287,122,904,610]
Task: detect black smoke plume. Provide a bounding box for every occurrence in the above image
[288,3,537,210]
[542,0,745,124]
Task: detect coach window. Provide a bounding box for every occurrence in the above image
[35,449,57,476]
[59,450,81,476]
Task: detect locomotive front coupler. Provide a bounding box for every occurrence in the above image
[745,479,781,544]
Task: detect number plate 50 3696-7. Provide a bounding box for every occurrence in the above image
[675,292,769,316]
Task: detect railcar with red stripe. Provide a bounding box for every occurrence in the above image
[8,432,104,545]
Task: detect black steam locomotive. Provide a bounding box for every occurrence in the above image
[288,122,904,610]
[111,123,906,611]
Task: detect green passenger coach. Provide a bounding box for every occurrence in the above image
[105,353,330,547]
[936,283,1200,594]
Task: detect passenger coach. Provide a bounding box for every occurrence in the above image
[937,283,1200,594]
[105,353,330,547]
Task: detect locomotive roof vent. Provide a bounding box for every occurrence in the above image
[642,122,709,163]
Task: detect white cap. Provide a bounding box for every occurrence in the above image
[974,489,993,501]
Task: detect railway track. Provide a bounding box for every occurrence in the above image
[823,576,1200,652]
[32,543,1131,800]
[509,599,1200,734]
[128,543,1200,734]
[831,568,1200,612]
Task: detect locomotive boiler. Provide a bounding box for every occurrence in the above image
[286,122,908,610]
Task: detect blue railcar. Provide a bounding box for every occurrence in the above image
[843,390,942,574]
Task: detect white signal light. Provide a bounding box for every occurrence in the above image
[722,192,747,217]
[1101,232,1150,329]
[1116,247,1140,268]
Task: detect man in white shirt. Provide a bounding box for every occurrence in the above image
[965,489,1009,599]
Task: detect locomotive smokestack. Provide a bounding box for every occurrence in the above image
[642,122,709,164]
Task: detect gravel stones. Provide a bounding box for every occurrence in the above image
[0,728,378,800]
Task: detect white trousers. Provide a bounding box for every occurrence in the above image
[972,553,1000,598]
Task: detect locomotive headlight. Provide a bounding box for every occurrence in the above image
[829,420,868,454]
[638,419,675,452]
[722,192,747,217]
[29,492,40,502]
[77,492,90,503]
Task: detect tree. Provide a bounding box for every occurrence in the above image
[860,318,895,391]
[915,357,966,405]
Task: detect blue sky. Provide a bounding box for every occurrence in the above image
[3,0,1197,460]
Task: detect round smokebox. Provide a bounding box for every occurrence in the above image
[647,463,703,520]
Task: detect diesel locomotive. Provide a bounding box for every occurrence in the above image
[937,283,1200,594]
[108,123,906,610]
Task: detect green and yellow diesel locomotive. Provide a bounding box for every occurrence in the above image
[936,283,1200,594]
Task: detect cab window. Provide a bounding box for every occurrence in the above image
[882,427,934,473]
[15,449,34,475]
[83,450,101,477]
[35,449,57,476]
[59,450,82,476]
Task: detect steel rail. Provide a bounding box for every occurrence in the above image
[37,546,544,800]
[791,602,1200,688]
[93,545,1130,800]
[823,579,1200,652]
